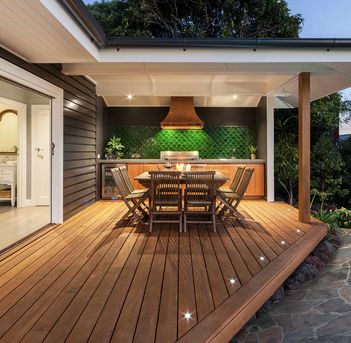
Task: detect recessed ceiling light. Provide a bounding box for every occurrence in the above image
[233,95,238,99]
[229,278,236,285]
[126,93,134,101]
[184,312,192,320]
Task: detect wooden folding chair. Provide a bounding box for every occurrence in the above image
[216,165,245,215]
[111,167,149,224]
[149,171,182,233]
[119,165,149,194]
[217,168,254,220]
[183,171,216,232]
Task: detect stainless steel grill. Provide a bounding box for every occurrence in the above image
[160,151,200,161]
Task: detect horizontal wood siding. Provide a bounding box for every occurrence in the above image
[0,48,97,220]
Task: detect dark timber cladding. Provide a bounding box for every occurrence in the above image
[0,48,97,219]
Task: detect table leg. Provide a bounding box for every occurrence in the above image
[11,183,15,207]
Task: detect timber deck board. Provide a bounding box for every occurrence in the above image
[0,200,327,343]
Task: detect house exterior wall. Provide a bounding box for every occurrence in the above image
[0,48,97,220]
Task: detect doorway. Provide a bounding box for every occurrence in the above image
[0,79,51,251]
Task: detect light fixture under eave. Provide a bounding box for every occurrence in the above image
[161,96,204,130]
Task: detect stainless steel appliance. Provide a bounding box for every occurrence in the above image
[160,151,200,161]
[160,151,201,169]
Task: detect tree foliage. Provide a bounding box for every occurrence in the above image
[274,133,298,205]
[274,93,350,207]
[87,0,303,38]
[311,135,347,204]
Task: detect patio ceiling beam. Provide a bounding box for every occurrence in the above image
[298,72,311,223]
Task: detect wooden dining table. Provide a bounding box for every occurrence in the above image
[135,170,229,189]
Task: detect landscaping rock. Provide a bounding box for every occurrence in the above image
[304,255,325,271]
[284,262,319,290]
[231,231,349,343]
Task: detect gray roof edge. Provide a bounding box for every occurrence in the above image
[59,0,106,47]
[105,37,351,49]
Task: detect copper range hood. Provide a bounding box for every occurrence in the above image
[161,96,204,130]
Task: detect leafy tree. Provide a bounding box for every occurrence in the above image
[311,135,347,205]
[87,0,303,39]
[339,137,351,207]
[274,133,298,205]
[274,93,350,207]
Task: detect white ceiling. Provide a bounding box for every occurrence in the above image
[1,1,351,108]
[63,62,351,108]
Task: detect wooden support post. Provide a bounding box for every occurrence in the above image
[298,72,311,223]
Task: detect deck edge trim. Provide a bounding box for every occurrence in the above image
[177,222,327,343]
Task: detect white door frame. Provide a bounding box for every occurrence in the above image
[0,58,64,223]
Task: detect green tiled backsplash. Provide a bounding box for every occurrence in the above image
[107,126,256,159]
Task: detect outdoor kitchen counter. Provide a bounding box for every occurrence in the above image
[97,159,265,164]
[98,159,265,199]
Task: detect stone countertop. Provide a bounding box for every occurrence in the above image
[97,158,265,164]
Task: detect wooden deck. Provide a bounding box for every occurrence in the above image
[0,200,327,343]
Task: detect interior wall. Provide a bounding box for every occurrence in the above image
[0,48,97,220]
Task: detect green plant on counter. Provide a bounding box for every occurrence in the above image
[248,145,257,160]
[105,136,124,159]
[248,145,257,154]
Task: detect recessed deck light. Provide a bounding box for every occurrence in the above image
[184,312,192,320]
[259,256,265,261]
[297,229,301,233]
[126,93,134,101]
[281,240,286,245]
[229,278,236,285]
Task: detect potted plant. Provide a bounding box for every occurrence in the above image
[105,136,124,159]
[248,145,257,160]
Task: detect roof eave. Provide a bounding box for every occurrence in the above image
[105,38,351,49]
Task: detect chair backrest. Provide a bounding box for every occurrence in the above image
[119,165,134,193]
[184,171,215,202]
[235,168,254,198]
[230,166,245,192]
[111,167,131,199]
[149,171,181,205]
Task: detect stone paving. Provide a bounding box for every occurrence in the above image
[231,231,351,343]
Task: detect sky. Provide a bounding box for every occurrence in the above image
[84,0,351,133]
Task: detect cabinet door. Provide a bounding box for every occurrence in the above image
[245,164,265,197]
[143,164,159,172]
[127,164,144,189]
[205,164,233,187]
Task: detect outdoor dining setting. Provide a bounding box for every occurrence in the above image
[110,164,255,232]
